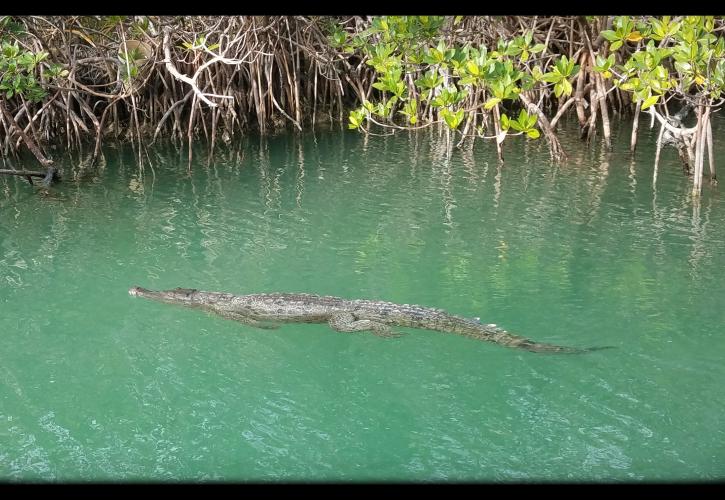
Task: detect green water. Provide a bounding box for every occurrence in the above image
[1,122,724,482]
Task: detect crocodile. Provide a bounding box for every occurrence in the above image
[128,286,611,354]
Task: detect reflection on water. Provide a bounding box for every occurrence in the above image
[1,121,724,481]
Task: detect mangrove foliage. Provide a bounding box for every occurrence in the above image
[0,16,723,196]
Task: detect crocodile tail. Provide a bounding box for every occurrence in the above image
[450,320,615,354]
[523,343,616,354]
[579,345,617,353]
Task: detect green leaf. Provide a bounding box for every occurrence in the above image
[675,61,692,73]
[440,108,464,129]
[562,79,573,97]
[484,97,501,110]
[500,113,510,131]
[458,75,477,86]
[541,72,562,83]
[394,81,405,97]
[454,109,464,128]
[532,66,544,81]
[526,128,540,139]
[641,94,659,110]
[601,30,619,42]
[466,60,480,76]
[524,30,533,46]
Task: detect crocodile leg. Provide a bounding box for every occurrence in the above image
[327,313,402,338]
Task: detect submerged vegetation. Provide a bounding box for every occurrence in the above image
[0,16,723,196]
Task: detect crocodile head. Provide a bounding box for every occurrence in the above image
[129,286,200,305]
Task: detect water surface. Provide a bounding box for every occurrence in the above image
[1,122,724,481]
